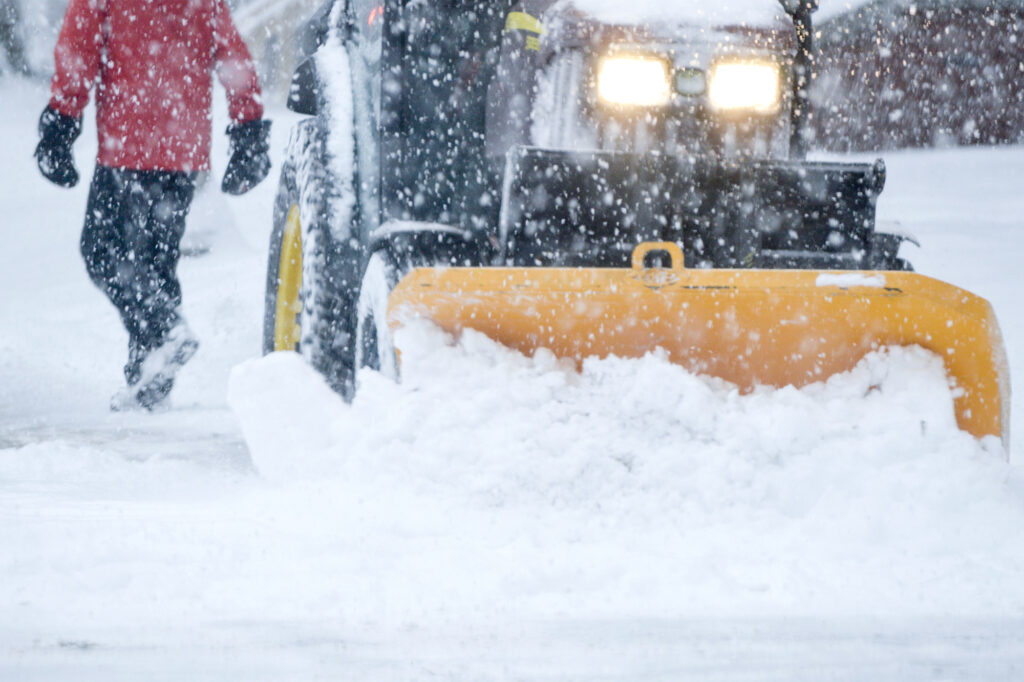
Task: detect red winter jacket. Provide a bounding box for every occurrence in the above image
[49,0,263,172]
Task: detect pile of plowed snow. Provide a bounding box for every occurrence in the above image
[228,321,1022,622]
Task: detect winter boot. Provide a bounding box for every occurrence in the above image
[110,346,151,412]
[123,345,148,386]
[109,381,173,412]
[110,322,199,411]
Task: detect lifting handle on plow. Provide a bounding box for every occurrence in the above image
[631,242,686,271]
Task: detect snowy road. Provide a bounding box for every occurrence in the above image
[3,73,1024,679]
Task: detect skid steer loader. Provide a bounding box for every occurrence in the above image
[264,0,1009,445]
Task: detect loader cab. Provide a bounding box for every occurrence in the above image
[285,0,896,274]
[362,0,800,239]
[378,1,510,233]
[267,0,912,409]
[294,0,803,239]
[289,0,507,228]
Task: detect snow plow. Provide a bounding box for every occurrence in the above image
[388,243,1009,442]
[264,0,1009,445]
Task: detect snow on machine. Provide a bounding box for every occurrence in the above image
[264,0,1009,445]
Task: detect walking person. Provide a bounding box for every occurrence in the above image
[34,0,271,410]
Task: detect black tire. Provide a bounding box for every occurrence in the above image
[263,121,361,398]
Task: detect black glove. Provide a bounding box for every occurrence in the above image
[222,119,271,195]
[35,106,82,188]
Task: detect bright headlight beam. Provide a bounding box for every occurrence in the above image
[597,56,671,107]
[708,61,781,113]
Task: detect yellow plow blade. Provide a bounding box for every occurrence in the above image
[388,243,1010,444]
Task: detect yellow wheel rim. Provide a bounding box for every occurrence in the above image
[273,204,303,351]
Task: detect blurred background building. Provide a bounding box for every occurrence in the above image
[230,0,323,103]
[812,0,1024,150]
[0,0,31,75]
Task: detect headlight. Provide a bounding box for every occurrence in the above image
[597,55,671,107]
[707,61,781,113]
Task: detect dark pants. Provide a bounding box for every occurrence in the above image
[80,166,197,366]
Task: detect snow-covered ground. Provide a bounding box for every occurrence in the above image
[2,72,1024,679]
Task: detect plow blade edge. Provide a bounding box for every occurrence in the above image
[387,243,1009,444]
